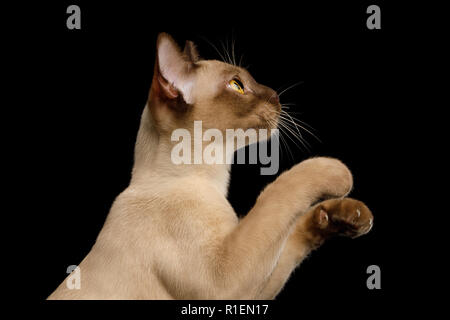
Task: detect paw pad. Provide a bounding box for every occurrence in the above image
[315,198,374,238]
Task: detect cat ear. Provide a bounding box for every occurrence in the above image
[183,40,201,63]
[155,33,195,104]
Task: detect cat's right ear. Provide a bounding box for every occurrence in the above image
[183,40,201,63]
[151,33,196,105]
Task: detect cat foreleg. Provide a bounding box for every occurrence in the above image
[256,197,374,299]
[212,157,353,299]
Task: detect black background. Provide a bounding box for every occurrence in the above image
[7,0,427,315]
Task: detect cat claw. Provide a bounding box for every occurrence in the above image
[318,209,329,228]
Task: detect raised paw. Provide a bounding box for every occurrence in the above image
[312,198,373,239]
[293,157,354,199]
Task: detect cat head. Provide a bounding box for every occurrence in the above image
[148,33,281,138]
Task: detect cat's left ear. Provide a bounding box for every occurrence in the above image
[155,33,197,104]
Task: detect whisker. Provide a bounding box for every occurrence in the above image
[221,39,233,65]
[276,124,294,162]
[199,36,228,63]
[219,40,229,64]
[280,109,321,142]
[280,110,303,141]
[270,104,318,153]
[280,102,296,107]
[277,81,304,98]
[239,53,245,68]
[281,103,320,134]
[279,130,293,162]
[278,113,315,148]
[277,118,309,152]
[266,118,292,162]
[231,33,237,66]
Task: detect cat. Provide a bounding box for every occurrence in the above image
[48,33,373,300]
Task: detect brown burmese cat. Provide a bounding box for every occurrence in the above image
[48,33,373,300]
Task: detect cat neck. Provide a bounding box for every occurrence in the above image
[130,106,232,196]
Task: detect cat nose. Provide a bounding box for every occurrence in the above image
[268,92,279,105]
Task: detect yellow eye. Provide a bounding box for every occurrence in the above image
[229,79,244,94]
